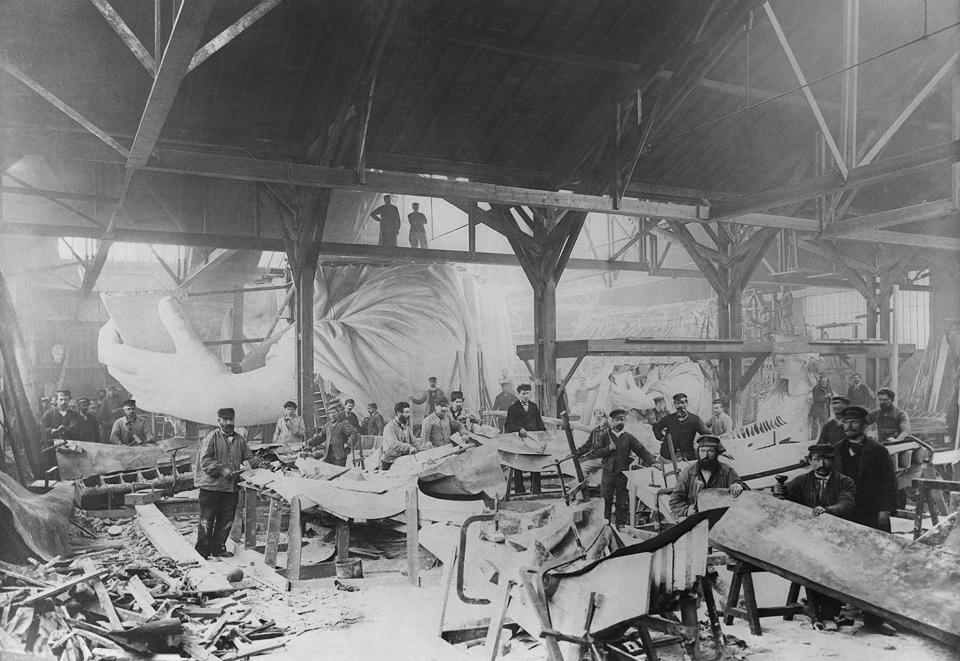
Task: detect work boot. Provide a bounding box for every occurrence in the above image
[213,548,234,558]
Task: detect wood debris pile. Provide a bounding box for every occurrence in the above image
[0,517,293,661]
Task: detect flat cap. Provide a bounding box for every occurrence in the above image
[609,408,628,418]
[283,400,297,409]
[217,407,236,418]
[121,399,136,408]
[830,395,850,404]
[672,392,688,402]
[840,405,868,420]
[807,443,835,455]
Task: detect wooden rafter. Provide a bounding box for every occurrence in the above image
[0,55,129,157]
[187,0,285,73]
[667,220,724,293]
[763,1,847,178]
[127,0,216,169]
[88,0,156,76]
[2,173,104,228]
[824,199,957,237]
[178,249,238,289]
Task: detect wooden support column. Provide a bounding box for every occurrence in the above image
[0,268,38,482]
[533,276,558,416]
[231,286,244,374]
[296,261,316,432]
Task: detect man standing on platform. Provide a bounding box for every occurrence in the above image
[576,409,655,526]
[817,395,849,446]
[72,397,100,443]
[652,393,709,461]
[504,383,546,494]
[776,443,857,631]
[273,400,306,446]
[407,202,428,249]
[195,407,265,559]
[110,399,155,445]
[867,388,911,443]
[380,402,422,470]
[669,436,745,519]
[833,404,899,635]
[362,402,386,436]
[846,373,874,408]
[309,409,360,467]
[810,375,833,437]
[493,377,519,431]
[369,194,402,247]
[411,376,446,414]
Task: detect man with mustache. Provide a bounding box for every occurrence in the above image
[652,392,710,461]
[576,409,655,525]
[866,388,911,444]
[669,436,745,519]
[817,395,849,446]
[776,443,856,631]
[380,401,424,470]
[195,407,265,559]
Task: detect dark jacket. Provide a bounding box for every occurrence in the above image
[504,399,545,433]
[362,411,386,436]
[669,462,742,519]
[846,382,873,408]
[41,408,80,440]
[72,411,100,444]
[652,412,709,460]
[866,405,910,441]
[784,470,856,519]
[818,418,845,445]
[576,428,655,478]
[311,419,360,464]
[196,429,260,492]
[833,435,898,529]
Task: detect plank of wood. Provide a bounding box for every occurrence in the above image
[217,639,286,660]
[286,496,302,580]
[125,575,157,618]
[709,491,960,647]
[406,484,419,587]
[79,559,122,630]
[263,498,282,567]
[244,487,258,549]
[20,569,108,606]
[135,504,233,594]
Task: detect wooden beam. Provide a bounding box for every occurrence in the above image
[3,173,104,227]
[839,228,960,252]
[0,55,129,157]
[714,139,960,217]
[824,199,957,236]
[763,2,847,178]
[127,0,216,168]
[178,248,239,289]
[666,220,724,293]
[148,244,182,286]
[417,26,645,73]
[859,50,960,166]
[0,184,118,204]
[188,0,284,72]
[88,0,156,76]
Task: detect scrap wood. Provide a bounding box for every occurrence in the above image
[217,639,286,660]
[79,559,122,631]
[20,569,109,606]
[125,575,157,618]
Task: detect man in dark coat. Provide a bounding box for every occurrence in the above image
[833,405,899,635]
[777,443,857,631]
[309,409,361,467]
[845,373,874,408]
[72,397,100,443]
[504,383,545,494]
[817,395,849,446]
[652,392,710,461]
[576,409,655,525]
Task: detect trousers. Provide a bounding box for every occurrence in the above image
[409,230,428,249]
[806,589,843,622]
[601,472,629,525]
[196,489,239,558]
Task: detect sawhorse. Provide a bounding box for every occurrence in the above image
[723,559,805,635]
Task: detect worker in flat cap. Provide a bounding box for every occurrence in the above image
[576,408,655,526]
[73,397,100,444]
[109,399,154,445]
[776,443,857,631]
[867,388,911,444]
[669,435,745,519]
[195,407,266,559]
[652,392,710,461]
[833,405,898,634]
[817,395,849,445]
[273,400,306,446]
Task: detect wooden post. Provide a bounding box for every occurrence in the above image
[335,518,350,561]
[244,487,258,549]
[264,496,282,567]
[231,286,244,373]
[287,496,302,580]
[405,483,419,586]
[533,277,558,417]
[296,263,317,434]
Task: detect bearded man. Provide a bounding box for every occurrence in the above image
[669,436,746,519]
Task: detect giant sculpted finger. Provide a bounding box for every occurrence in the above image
[100,297,233,424]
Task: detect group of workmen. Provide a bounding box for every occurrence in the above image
[39,388,154,454]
